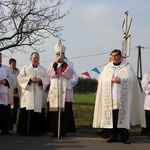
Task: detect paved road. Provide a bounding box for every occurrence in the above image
[0,131,150,150]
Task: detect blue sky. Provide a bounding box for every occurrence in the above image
[2,0,150,79]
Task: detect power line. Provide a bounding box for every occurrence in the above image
[68,52,111,60]
[11,46,150,67]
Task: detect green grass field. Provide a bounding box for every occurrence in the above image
[73,94,95,126]
[73,94,142,137]
[73,94,99,136]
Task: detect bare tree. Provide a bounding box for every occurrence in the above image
[0,0,70,53]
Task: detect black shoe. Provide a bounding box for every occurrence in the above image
[1,131,12,135]
[35,133,42,136]
[102,133,109,139]
[107,138,117,143]
[29,133,35,136]
[30,132,42,136]
[21,132,28,136]
[51,134,57,138]
[98,131,103,136]
[60,134,65,138]
[141,132,148,136]
[123,140,131,144]
[141,128,148,136]
[22,133,28,136]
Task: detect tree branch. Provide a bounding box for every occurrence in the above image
[0,0,69,52]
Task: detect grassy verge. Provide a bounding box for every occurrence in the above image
[73,94,100,136]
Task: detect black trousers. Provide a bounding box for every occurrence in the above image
[47,102,76,136]
[12,96,19,124]
[17,108,46,135]
[0,104,13,132]
[109,109,129,142]
[141,110,150,135]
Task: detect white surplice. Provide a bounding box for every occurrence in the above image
[0,65,14,105]
[17,64,50,113]
[141,72,150,110]
[46,62,74,111]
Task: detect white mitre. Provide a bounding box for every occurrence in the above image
[54,40,66,54]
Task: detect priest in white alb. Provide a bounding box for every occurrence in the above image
[141,71,150,136]
[93,49,146,144]
[17,52,50,136]
[0,53,14,135]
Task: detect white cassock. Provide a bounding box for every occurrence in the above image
[141,72,150,110]
[17,63,50,113]
[93,61,146,129]
[0,65,14,105]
